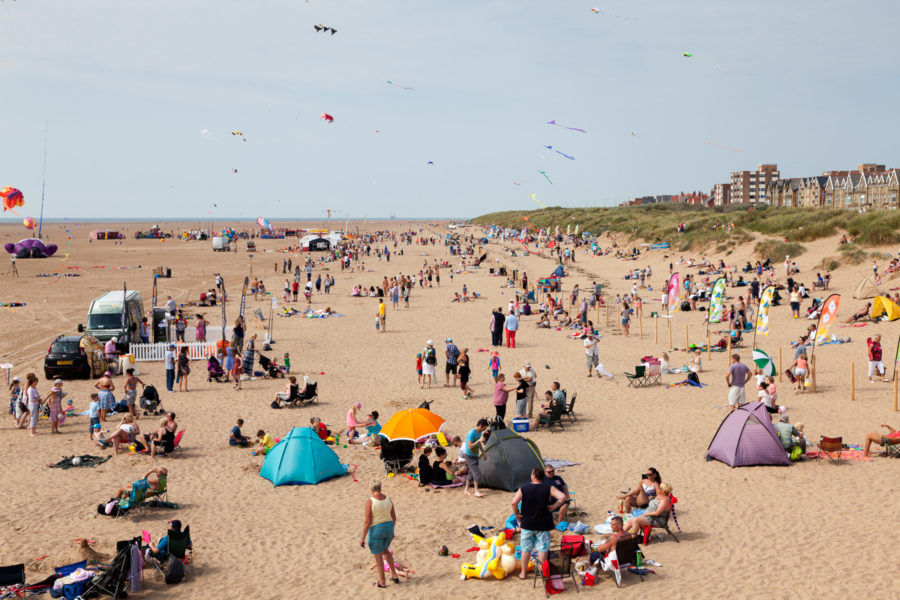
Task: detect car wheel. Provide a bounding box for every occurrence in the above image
[44,369,51,380]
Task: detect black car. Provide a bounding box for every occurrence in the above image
[44,335,94,379]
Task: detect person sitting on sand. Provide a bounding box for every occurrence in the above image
[536,314,550,328]
[617,467,662,513]
[310,416,330,441]
[369,548,415,580]
[255,430,276,455]
[623,482,673,536]
[863,423,900,457]
[229,418,251,447]
[431,447,458,485]
[843,303,872,323]
[774,414,806,454]
[98,415,143,455]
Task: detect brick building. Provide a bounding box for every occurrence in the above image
[730,164,779,204]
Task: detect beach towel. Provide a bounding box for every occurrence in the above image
[49,455,111,469]
[430,481,465,489]
[542,458,580,470]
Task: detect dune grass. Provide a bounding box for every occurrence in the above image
[754,240,805,263]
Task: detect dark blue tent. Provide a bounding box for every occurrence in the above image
[552,265,565,277]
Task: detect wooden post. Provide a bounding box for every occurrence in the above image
[727,335,731,356]
[667,318,672,349]
[894,374,898,412]
[810,354,816,393]
[605,303,609,328]
[707,330,711,361]
[850,362,855,402]
[639,312,643,339]
[778,348,783,382]
[655,317,658,344]
[684,324,689,349]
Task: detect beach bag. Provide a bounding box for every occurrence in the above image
[789,446,803,461]
[164,556,185,585]
[424,348,437,365]
[784,369,797,383]
[680,300,691,311]
[687,371,700,385]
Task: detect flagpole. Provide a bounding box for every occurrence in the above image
[37,122,48,240]
[893,334,900,382]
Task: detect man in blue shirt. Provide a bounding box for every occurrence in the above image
[147,519,191,562]
[460,419,489,498]
[504,311,519,348]
[444,338,460,387]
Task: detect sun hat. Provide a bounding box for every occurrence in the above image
[104,371,112,377]
[51,386,60,392]
[54,378,63,385]
[12,376,20,382]
[780,414,790,422]
[355,402,362,409]
[426,339,434,346]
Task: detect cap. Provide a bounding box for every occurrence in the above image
[104,371,112,377]
[446,337,452,342]
[168,519,182,532]
[169,344,176,348]
[51,386,60,392]
[779,414,790,422]
[426,339,434,346]
[355,402,362,409]
[524,361,531,367]
[12,376,20,382]
[54,379,63,385]
[491,351,499,357]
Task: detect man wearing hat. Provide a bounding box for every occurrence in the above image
[519,362,537,417]
[444,338,460,387]
[146,519,191,563]
[164,343,177,392]
[774,414,805,455]
[584,333,600,377]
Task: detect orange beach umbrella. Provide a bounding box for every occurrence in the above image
[379,408,446,442]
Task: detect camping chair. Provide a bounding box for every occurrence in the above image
[817,436,845,465]
[168,430,184,455]
[295,382,318,406]
[53,560,90,599]
[145,474,168,502]
[625,365,646,388]
[149,526,193,579]
[55,560,87,578]
[882,436,900,458]
[0,564,25,590]
[533,545,580,597]
[564,393,577,423]
[536,400,565,432]
[641,495,681,544]
[599,534,645,587]
[115,479,149,521]
[645,363,661,386]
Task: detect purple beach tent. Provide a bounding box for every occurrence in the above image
[706,401,791,467]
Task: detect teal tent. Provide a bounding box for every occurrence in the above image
[260,427,347,486]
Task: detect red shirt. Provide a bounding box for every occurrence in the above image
[314,423,328,440]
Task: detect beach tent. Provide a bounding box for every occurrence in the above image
[260,427,347,486]
[479,427,544,491]
[853,275,880,299]
[706,402,790,467]
[871,296,900,321]
[552,265,565,278]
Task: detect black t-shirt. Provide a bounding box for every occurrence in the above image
[431,459,449,484]
[547,474,567,493]
[418,454,433,483]
[459,363,471,381]
[519,481,554,531]
[516,380,528,400]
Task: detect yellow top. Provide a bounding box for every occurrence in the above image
[260,434,275,450]
[370,496,393,525]
[379,303,386,316]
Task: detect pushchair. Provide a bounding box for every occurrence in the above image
[78,537,136,599]
[257,354,283,378]
[380,438,414,474]
[206,356,226,382]
[140,384,164,416]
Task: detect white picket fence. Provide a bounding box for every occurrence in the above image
[131,342,220,362]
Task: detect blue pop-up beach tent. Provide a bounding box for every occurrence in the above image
[260,427,347,486]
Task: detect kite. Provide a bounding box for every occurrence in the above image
[232,169,238,173]
[386,80,414,91]
[324,209,334,218]
[590,8,638,20]
[426,161,434,165]
[683,52,728,73]
[682,52,693,58]
[707,141,745,152]
[314,24,337,35]
[512,181,521,186]
[546,120,586,133]
[231,130,244,136]
[544,146,574,160]
[321,113,334,123]
[530,194,547,208]
[631,132,640,137]
[1,187,24,212]
[257,217,274,230]
[537,170,553,184]
[199,129,218,141]
[23,217,36,230]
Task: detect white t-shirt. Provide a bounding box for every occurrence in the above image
[165,350,176,370]
[584,338,598,356]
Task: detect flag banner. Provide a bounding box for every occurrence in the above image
[121,282,128,334]
[152,275,158,308]
[667,273,680,312]
[815,294,841,345]
[240,277,249,321]
[708,277,727,323]
[755,286,775,335]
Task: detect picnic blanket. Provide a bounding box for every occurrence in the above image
[49,455,111,469]
[543,458,580,470]
[805,448,871,462]
[667,379,706,388]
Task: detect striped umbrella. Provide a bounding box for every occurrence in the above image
[752,348,775,377]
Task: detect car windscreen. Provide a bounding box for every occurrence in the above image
[50,341,80,354]
[87,313,123,330]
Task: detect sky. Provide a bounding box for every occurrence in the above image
[1,0,898,220]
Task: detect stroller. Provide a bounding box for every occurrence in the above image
[207,356,226,382]
[79,537,136,599]
[380,438,414,474]
[257,354,283,378]
[140,384,164,416]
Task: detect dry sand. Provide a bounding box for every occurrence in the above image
[0,220,898,598]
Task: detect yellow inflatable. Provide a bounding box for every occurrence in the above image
[459,532,531,580]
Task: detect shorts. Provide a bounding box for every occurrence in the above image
[460,379,468,390]
[445,363,458,375]
[464,454,482,483]
[586,354,599,369]
[794,368,807,376]
[90,417,100,432]
[621,319,629,326]
[790,302,800,311]
[521,529,551,555]
[124,390,137,407]
[416,369,423,375]
[367,521,394,555]
[728,385,746,407]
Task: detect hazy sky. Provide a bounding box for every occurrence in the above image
[1,0,898,220]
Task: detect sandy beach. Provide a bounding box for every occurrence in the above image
[0,219,898,599]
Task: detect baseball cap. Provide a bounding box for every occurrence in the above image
[169,343,176,349]
[779,414,790,422]
[524,361,531,368]
[12,376,20,382]
[54,379,63,385]
[446,337,453,342]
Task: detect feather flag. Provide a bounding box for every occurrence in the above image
[667,273,680,312]
[755,286,775,336]
[815,294,841,345]
[707,277,727,323]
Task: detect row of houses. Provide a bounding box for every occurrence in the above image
[625,162,899,212]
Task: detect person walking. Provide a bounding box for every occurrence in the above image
[461,418,489,498]
[194,314,209,343]
[867,334,888,382]
[378,299,386,333]
[24,373,43,436]
[510,467,568,580]
[360,480,400,588]
[177,347,191,392]
[444,338,460,387]
[584,333,600,376]
[421,340,437,389]
[490,307,504,347]
[725,353,752,412]
[504,310,519,349]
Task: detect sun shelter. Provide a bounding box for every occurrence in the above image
[853,275,880,299]
[552,265,565,278]
[871,296,900,321]
[260,427,347,486]
[706,402,790,467]
[479,427,544,491]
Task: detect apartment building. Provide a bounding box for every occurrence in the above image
[824,167,899,211]
[711,183,731,206]
[767,176,828,208]
[730,164,779,204]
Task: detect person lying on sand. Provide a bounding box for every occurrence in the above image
[842,303,871,323]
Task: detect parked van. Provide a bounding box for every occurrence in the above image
[212,236,230,251]
[79,290,144,343]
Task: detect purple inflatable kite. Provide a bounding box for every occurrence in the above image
[4,238,58,258]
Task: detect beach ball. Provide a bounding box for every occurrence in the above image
[438,545,449,556]
[23,217,36,230]
[72,456,82,466]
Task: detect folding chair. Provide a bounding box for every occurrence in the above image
[641,496,681,544]
[170,430,184,454]
[881,436,900,458]
[0,564,25,589]
[533,544,580,597]
[145,474,169,503]
[645,363,661,386]
[564,393,577,423]
[625,365,646,388]
[536,400,565,432]
[600,535,645,587]
[818,436,844,464]
[115,479,149,521]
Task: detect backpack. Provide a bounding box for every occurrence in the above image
[424,348,437,365]
[687,371,700,385]
[164,556,185,585]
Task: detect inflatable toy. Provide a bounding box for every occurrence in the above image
[4,238,58,258]
[23,217,35,230]
[459,531,530,581]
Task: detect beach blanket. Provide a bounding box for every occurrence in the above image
[430,480,465,489]
[805,447,871,462]
[543,458,580,470]
[49,455,111,469]
[667,379,706,388]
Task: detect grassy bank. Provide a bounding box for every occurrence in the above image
[471,204,900,252]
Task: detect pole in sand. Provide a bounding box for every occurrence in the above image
[655,317,658,344]
[894,373,898,412]
[810,354,816,393]
[667,318,672,349]
[707,330,711,361]
[850,362,855,402]
[684,324,689,350]
[778,348,783,382]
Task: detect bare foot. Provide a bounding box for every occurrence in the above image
[474,492,486,498]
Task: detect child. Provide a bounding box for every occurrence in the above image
[489,351,500,381]
[224,346,234,382]
[757,382,775,414]
[9,376,21,422]
[766,376,779,407]
[346,402,362,439]
[754,367,766,388]
[255,429,275,455]
[415,353,423,386]
[283,353,291,374]
[310,416,330,441]
[47,387,62,434]
[229,418,251,447]
[369,549,415,580]
[88,393,101,440]
[231,358,243,390]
